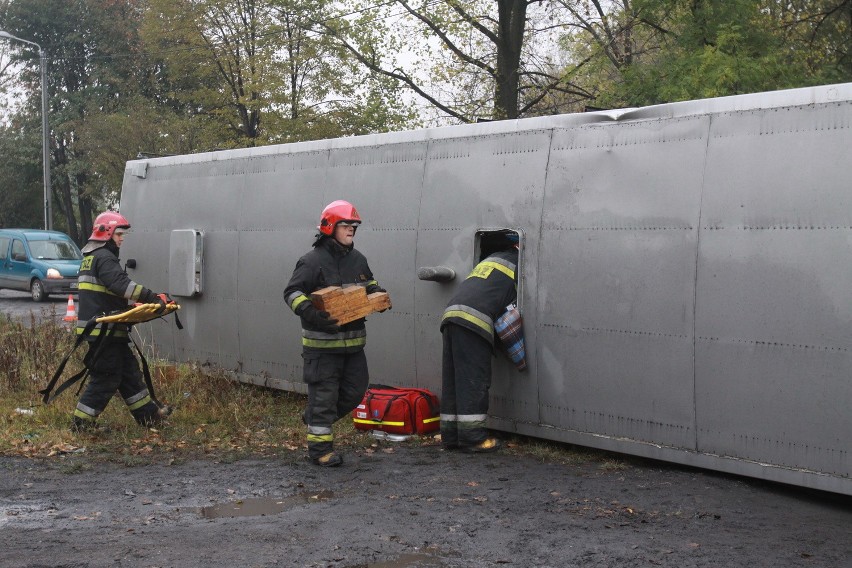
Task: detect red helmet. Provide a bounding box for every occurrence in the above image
[89,211,131,241]
[318,200,361,236]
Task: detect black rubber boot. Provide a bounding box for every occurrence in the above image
[312,452,343,467]
[462,437,503,454]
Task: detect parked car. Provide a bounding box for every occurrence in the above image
[0,229,82,301]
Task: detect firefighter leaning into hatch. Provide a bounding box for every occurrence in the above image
[440,232,520,453]
[284,200,386,467]
[72,211,169,432]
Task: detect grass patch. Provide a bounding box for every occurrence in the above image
[0,315,623,471]
[0,315,409,464]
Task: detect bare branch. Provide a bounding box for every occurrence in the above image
[395,0,496,76]
[443,0,499,43]
[318,19,472,123]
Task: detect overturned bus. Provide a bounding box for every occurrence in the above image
[120,82,852,495]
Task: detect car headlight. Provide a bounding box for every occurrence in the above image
[46,268,62,279]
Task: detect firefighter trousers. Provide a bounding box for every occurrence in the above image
[302,350,369,460]
[440,324,493,448]
[73,342,161,427]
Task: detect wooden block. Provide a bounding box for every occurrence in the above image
[310,286,344,311]
[316,287,366,314]
[310,286,391,325]
[335,304,375,325]
[368,292,392,312]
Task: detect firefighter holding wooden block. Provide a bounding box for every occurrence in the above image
[284,200,389,467]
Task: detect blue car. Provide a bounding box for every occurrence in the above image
[0,229,82,302]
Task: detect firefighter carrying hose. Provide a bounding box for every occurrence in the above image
[71,211,170,431]
[284,200,386,467]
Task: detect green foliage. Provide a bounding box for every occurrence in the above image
[1,0,849,227]
[1,0,154,241]
[1,0,415,241]
[141,0,415,147]
[561,0,851,110]
[0,119,42,228]
[141,0,276,145]
[771,0,852,85]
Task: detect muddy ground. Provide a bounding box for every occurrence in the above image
[2,443,851,568]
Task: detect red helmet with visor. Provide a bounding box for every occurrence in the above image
[89,211,131,241]
[318,200,361,236]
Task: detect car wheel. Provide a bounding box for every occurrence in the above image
[31,279,48,302]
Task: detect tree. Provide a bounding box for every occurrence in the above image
[560,0,851,110]
[768,0,851,85]
[317,0,593,123]
[143,0,415,146]
[263,0,408,141]
[2,0,150,242]
[0,37,19,117]
[0,118,42,228]
[143,0,279,147]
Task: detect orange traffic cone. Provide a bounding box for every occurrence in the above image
[63,294,77,322]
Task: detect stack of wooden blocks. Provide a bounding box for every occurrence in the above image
[310,286,392,325]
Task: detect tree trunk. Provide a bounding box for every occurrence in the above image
[53,141,80,244]
[493,0,528,120]
[76,172,93,241]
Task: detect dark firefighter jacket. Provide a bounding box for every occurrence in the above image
[76,240,159,341]
[284,236,382,354]
[441,248,518,347]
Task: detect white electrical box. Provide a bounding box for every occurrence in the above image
[169,229,203,296]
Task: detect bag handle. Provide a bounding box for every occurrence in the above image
[365,390,404,422]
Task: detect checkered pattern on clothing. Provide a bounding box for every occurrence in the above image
[494,305,526,371]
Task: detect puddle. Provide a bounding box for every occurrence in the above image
[344,553,447,568]
[0,501,60,528]
[199,490,333,519]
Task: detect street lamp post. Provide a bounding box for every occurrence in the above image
[0,31,51,230]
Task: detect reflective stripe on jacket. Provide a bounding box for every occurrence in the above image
[284,236,381,354]
[76,241,157,341]
[441,248,518,346]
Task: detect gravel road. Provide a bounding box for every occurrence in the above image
[0,289,71,325]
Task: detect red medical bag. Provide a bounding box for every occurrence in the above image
[352,386,440,436]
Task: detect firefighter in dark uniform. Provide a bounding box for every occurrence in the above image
[440,233,519,453]
[284,200,385,467]
[72,211,168,431]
